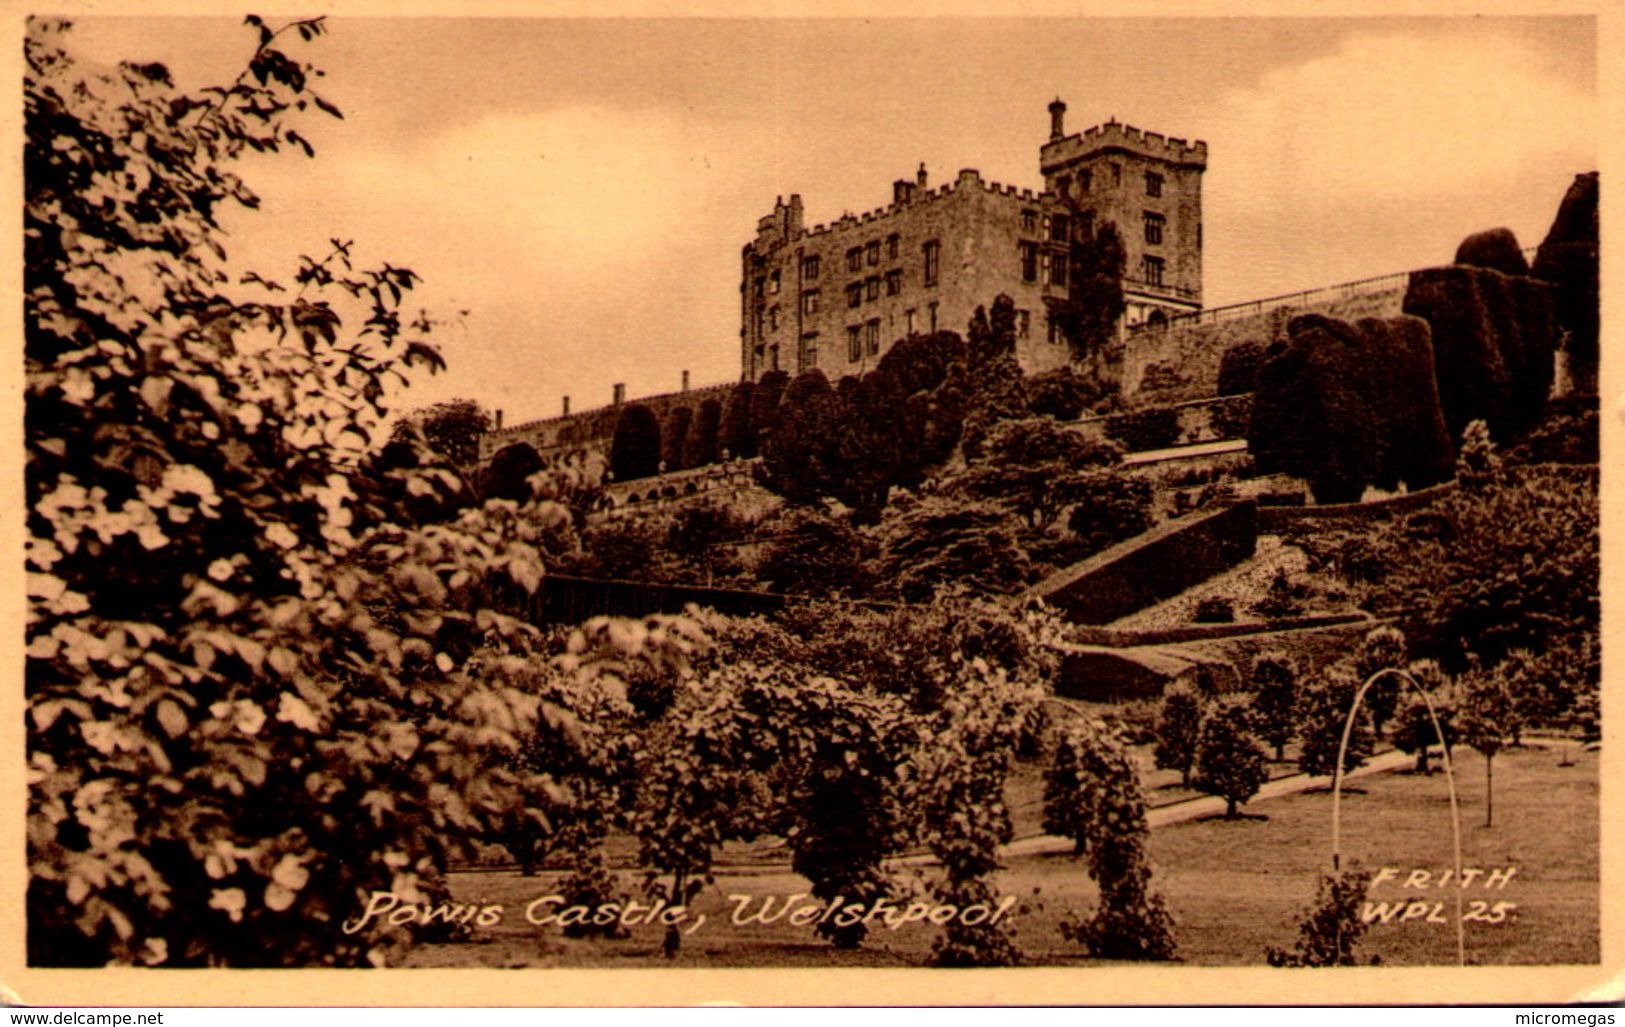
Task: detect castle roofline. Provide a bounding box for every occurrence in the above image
[1040,119,1208,172]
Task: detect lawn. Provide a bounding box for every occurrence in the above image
[401,744,1597,967]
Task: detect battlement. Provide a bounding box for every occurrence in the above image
[1040,117,1208,172]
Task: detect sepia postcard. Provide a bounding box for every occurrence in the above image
[2,0,1618,1009]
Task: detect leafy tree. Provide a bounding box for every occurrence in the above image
[1339,463,1597,670]
[1249,650,1299,761]
[873,496,1033,603]
[24,17,576,966]
[1153,683,1204,787]
[1265,867,1375,967]
[1353,625,1409,734]
[756,508,876,599]
[1456,667,1513,827]
[1051,219,1128,365]
[398,398,491,472]
[1064,473,1154,557]
[1027,366,1107,421]
[664,500,747,586]
[573,515,664,582]
[945,417,1123,532]
[1389,681,1457,775]
[1192,698,1269,818]
[609,403,661,482]
[1296,665,1375,778]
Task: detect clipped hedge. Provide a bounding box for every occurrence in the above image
[1104,406,1182,452]
[1401,265,1556,441]
[1030,500,1258,625]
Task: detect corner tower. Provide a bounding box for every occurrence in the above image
[1039,103,1206,328]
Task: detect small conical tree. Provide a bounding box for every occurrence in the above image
[1249,650,1299,761]
[1457,665,1516,826]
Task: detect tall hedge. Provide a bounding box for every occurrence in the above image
[1454,227,1529,276]
[1249,314,1453,503]
[1531,172,1599,396]
[609,402,662,482]
[719,379,756,460]
[1401,266,1555,442]
[685,397,722,469]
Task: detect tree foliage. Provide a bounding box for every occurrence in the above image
[1265,868,1375,967]
[24,18,575,966]
[1248,650,1298,761]
[1153,683,1204,787]
[1295,665,1374,778]
[1192,698,1269,818]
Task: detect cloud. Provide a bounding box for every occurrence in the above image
[1209,28,1595,206]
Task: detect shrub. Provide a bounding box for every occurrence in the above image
[1265,868,1376,966]
[757,508,876,599]
[1249,651,1299,761]
[1027,366,1107,421]
[1193,597,1234,623]
[483,443,545,503]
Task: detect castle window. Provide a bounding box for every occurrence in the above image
[768,305,780,331]
[801,289,821,316]
[866,240,881,266]
[847,325,862,362]
[847,282,863,308]
[1017,309,1031,339]
[847,247,862,272]
[923,240,941,287]
[928,301,939,331]
[1109,163,1122,186]
[1040,251,1051,281]
[866,276,881,301]
[887,233,900,260]
[1079,209,1096,239]
[1019,242,1038,282]
[770,270,781,294]
[1143,212,1165,246]
[1145,171,1164,197]
[1142,255,1165,286]
[1050,214,1070,243]
[802,255,820,279]
[754,278,766,300]
[1079,169,1092,193]
[1049,251,1070,288]
[1021,209,1038,233]
[1048,316,1060,345]
[801,333,819,370]
[866,319,881,356]
[1056,175,1071,199]
[906,308,917,335]
[885,269,903,296]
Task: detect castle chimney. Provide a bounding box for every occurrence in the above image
[562,395,570,416]
[612,383,625,406]
[494,409,503,429]
[916,162,928,189]
[894,179,913,204]
[681,369,690,392]
[1049,97,1067,140]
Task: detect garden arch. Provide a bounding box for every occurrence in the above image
[1331,667,1466,966]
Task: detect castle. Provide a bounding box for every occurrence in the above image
[740,100,1206,381]
[477,101,1215,487]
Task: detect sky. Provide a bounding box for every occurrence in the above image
[60,15,1598,428]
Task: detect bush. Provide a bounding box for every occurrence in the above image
[1104,406,1181,452]
[1153,684,1204,787]
[1265,868,1376,966]
[1193,597,1234,623]
[1027,366,1107,421]
[756,508,876,599]
[1249,651,1299,761]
